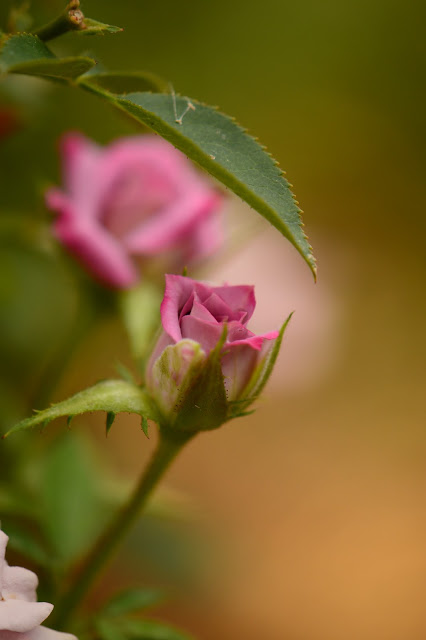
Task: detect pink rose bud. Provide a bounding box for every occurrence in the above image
[146,275,282,432]
[0,530,76,639]
[46,134,223,288]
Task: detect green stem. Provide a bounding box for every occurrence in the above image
[51,429,193,630]
[33,0,85,42]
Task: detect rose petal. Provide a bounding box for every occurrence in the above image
[61,133,102,212]
[0,530,8,593]
[2,565,38,602]
[199,292,234,322]
[189,299,218,323]
[161,275,200,341]
[53,217,138,288]
[0,627,77,640]
[0,600,53,632]
[181,315,223,352]
[125,189,221,255]
[221,342,261,400]
[212,284,256,323]
[28,626,78,640]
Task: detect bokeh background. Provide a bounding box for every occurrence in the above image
[1,0,425,638]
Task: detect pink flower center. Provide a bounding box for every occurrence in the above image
[101,166,177,241]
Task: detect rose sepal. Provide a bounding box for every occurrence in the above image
[148,326,229,433]
[227,313,293,420]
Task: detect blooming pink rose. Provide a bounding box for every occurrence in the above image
[0,530,76,639]
[46,134,223,288]
[146,275,279,429]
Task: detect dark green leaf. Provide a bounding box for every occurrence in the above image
[4,379,159,437]
[108,92,315,277]
[106,411,116,435]
[79,18,123,36]
[0,34,54,68]
[3,521,51,567]
[0,34,95,79]
[80,70,168,94]
[102,588,164,617]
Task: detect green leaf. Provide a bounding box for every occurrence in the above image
[4,379,159,437]
[104,91,315,277]
[102,588,164,617]
[80,70,168,94]
[0,34,95,79]
[95,618,127,640]
[118,618,194,640]
[78,17,123,36]
[41,431,109,565]
[3,521,51,567]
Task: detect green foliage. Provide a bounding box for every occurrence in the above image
[3,521,51,567]
[120,282,164,365]
[4,380,159,437]
[170,332,229,433]
[0,32,315,276]
[78,18,123,37]
[0,33,95,78]
[82,70,168,94]
[40,432,111,566]
[109,91,315,277]
[95,616,193,640]
[101,588,164,617]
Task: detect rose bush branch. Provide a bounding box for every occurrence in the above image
[7,276,290,627]
[51,428,193,630]
[0,29,315,276]
[33,1,85,42]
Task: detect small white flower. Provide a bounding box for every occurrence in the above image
[0,530,76,639]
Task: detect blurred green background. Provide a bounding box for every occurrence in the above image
[1,0,425,638]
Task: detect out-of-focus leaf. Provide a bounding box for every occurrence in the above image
[4,380,159,437]
[118,618,194,640]
[0,485,36,517]
[80,70,168,94]
[103,91,316,277]
[0,34,95,79]
[79,18,123,36]
[3,521,51,567]
[120,282,163,364]
[7,2,33,33]
[95,618,127,640]
[41,432,107,566]
[102,588,164,618]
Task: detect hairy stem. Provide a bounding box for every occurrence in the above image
[34,1,85,42]
[51,428,193,629]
